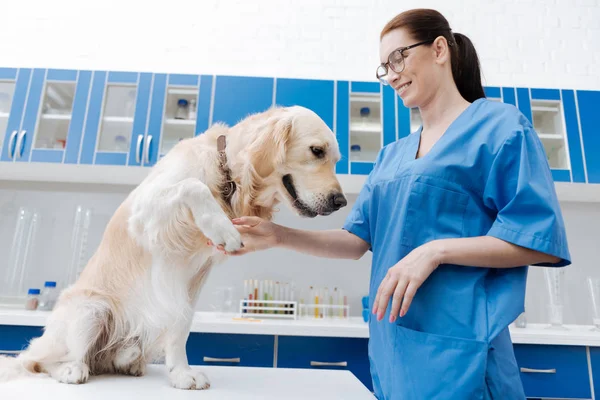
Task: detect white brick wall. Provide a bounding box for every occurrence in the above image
[1,0,598,89]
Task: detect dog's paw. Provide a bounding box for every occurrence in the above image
[169,367,210,390]
[199,214,243,253]
[52,361,89,384]
[113,345,145,376]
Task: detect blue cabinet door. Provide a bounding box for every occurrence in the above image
[148,73,204,163]
[275,78,334,130]
[0,68,32,162]
[212,75,274,127]
[590,347,600,396]
[577,90,600,184]
[277,335,373,392]
[513,344,591,399]
[0,325,44,354]
[186,333,275,367]
[17,69,92,164]
[79,71,152,166]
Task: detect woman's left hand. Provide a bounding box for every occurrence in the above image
[372,242,442,322]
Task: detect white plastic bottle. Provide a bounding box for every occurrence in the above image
[38,281,57,311]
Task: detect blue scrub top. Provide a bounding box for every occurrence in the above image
[343,98,571,400]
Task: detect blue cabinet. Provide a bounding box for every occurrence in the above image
[0,325,43,354]
[513,344,592,399]
[186,332,275,367]
[277,335,373,392]
[577,90,600,184]
[1,63,600,187]
[1,68,31,162]
[212,75,274,127]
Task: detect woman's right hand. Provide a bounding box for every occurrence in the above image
[208,216,281,256]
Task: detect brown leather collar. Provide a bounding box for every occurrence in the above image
[217,135,236,205]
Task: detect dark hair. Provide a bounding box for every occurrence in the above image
[380,9,485,103]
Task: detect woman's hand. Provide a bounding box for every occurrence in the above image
[208,216,281,256]
[372,242,441,322]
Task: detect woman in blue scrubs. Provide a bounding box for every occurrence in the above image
[219,8,571,399]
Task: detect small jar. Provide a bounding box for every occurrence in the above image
[188,99,197,120]
[25,288,40,311]
[39,281,57,311]
[175,99,189,119]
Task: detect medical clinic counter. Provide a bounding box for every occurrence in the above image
[0,309,599,345]
[2,309,600,399]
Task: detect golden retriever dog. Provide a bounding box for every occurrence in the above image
[0,105,347,389]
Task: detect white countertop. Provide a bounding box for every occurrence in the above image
[0,364,375,400]
[1,308,600,346]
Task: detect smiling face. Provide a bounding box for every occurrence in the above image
[379,28,448,109]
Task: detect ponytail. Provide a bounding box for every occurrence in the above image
[450,32,486,103]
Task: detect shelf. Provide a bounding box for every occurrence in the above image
[532,105,560,113]
[40,114,71,121]
[164,118,196,126]
[103,116,133,123]
[0,112,9,118]
[167,88,198,96]
[538,133,564,141]
[350,123,381,134]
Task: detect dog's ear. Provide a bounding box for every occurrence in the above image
[249,115,292,178]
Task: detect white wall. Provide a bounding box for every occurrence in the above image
[1,0,600,324]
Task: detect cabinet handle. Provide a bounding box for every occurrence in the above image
[310,361,348,367]
[135,134,143,164]
[144,135,153,164]
[15,130,26,159]
[0,350,21,355]
[203,356,241,363]
[8,130,18,159]
[520,367,556,374]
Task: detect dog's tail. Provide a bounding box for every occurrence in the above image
[0,332,67,382]
[0,353,42,381]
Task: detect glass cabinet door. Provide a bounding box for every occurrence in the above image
[33,81,76,150]
[349,92,382,163]
[0,81,16,153]
[0,68,31,162]
[96,84,138,153]
[80,71,151,166]
[147,74,200,164]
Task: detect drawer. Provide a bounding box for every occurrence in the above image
[513,344,591,399]
[0,325,44,355]
[186,333,275,367]
[277,336,372,392]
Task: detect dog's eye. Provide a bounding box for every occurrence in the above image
[310,146,325,158]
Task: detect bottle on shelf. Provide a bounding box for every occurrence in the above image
[38,281,58,311]
[175,99,189,119]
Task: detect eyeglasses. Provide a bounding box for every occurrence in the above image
[376,39,434,85]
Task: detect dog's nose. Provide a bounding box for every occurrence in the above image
[329,192,347,210]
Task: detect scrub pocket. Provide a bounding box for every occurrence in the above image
[400,180,469,249]
[392,324,488,400]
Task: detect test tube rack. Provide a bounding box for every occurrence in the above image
[239,299,298,320]
[298,303,350,320]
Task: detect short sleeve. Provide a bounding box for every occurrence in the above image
[483,124,571,267]
[341,150,384,250]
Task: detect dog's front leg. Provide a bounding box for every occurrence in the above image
[165,322,210,390]
[177,178,243,253]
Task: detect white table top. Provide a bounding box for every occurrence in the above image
[0,364,375,400]
[2,307,600,346]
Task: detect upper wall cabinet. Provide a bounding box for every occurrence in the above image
[0,68,91,164]
[1,65,599,191]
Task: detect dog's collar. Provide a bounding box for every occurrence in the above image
[217,135,237,205]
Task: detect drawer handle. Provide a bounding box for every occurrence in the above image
[0,350,21,355]
[310,361,348,367]
[520,367,556,374]
[203,356,240,363]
